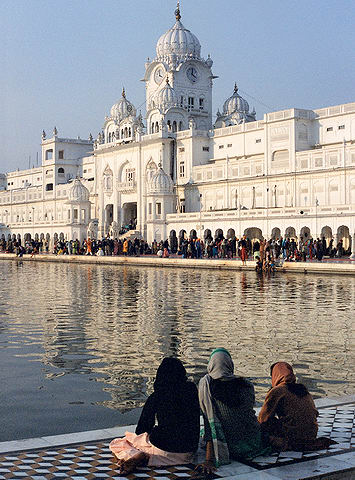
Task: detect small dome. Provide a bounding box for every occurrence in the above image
[69,178,90,202]
[156,7,201,62]
[148,166,174,194]
[110,88,136,121]
[154,79,178,111]
[223,84,250,116]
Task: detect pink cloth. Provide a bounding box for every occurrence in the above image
[109,432,194,467]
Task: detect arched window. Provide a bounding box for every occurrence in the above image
[128,127,131,137]
[167,120,171,131]
[121,129,124,138]
[172,121,177,132]
[124,127,128,137]
[178,121,183,131]
[151,123,155,134]
[108,132,111,143]
[58,167,65,174]
[155,121,159,132]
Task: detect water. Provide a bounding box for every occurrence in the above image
[0,260,354,442]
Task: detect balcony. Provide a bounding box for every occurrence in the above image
[117,181,137,193]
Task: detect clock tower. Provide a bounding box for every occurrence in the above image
[143,3,216,133]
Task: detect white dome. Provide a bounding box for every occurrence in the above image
[154,79,178,111]
[148,166,174,194]
[156,8,201,62]
[110,88,136,121]
[69,178,90,202]
[223,84,250,116]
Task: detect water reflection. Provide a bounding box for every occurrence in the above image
[0,260,354,439]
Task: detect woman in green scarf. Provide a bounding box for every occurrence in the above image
[196,348,269,475]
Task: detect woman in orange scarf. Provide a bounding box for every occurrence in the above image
[258,362,333,451]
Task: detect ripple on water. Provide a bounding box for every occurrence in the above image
[0,260,354,440]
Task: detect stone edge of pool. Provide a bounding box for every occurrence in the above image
[0,395,354,480]
[1,253,355,275]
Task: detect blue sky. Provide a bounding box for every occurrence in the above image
[1,0,354,172]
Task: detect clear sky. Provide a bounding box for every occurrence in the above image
[1,0,354,172]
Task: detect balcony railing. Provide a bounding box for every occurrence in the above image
[117,181,137,193]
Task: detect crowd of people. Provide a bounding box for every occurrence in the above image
[0,233,351,262]
[109,350,334,475]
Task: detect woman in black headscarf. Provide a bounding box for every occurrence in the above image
[110,357,200,475]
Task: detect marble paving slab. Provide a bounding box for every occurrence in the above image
[0,397,354,479]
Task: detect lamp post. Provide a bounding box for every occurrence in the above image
[198,193,203,239]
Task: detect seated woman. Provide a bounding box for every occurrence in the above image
[110,357,200,475]
[197,348,270,475]
[258,362,333,451]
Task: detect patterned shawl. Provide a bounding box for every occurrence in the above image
[198,348,237,467]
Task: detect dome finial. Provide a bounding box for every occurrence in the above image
[234,83,238,93]
[175,1,181,20]
[122,87,126,98]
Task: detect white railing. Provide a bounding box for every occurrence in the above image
[117,181,137,192]
[166,204,355,222]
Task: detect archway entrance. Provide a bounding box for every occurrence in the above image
[337,225,351,252]
[300,226,311,241]
[122,203,137,229]
[271,227,281,240]
[169,230,178,253]
[244,227,263,242]
[179,229,187,247]
[227,228,235,239]
[215,228,224,240]
[285,226,296,240]
[204,229,212,241]
[321,226,332,247]
[105,204,114,233]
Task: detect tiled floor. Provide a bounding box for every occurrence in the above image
[244,403,355,470]
[0,398,354,480]
[0,444,208,480]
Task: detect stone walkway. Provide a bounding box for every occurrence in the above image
[0,396,354,479]
[1,253,355,276]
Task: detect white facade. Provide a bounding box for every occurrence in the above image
[1,5,355,249]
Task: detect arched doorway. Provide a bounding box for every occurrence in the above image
[227,228,235,239]
[320,226,332,247]
[179,229,187,247]
[34,233,39,241]
[190,229,197,239]
[244,227,263,242]
[285,226,296,240]
[300,226,311,241]
[169,230,178,253]
[122,203,137,229]
[24,233,31,242]
[204,229,212,241]
[271,227,281,240]
[215,228,224,240]
[105,204,114,232]
[337,225,351,252]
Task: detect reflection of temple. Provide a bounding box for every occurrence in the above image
[1,4,354,250]
[31,262,354,409]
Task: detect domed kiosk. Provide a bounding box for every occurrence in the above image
[215,84,256,128]
[66,178,91,241]
[146,165,176,243]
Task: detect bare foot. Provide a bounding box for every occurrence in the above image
[118,452,148,475]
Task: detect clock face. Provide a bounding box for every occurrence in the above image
[154,67,164,85]
[187,66,199,83]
